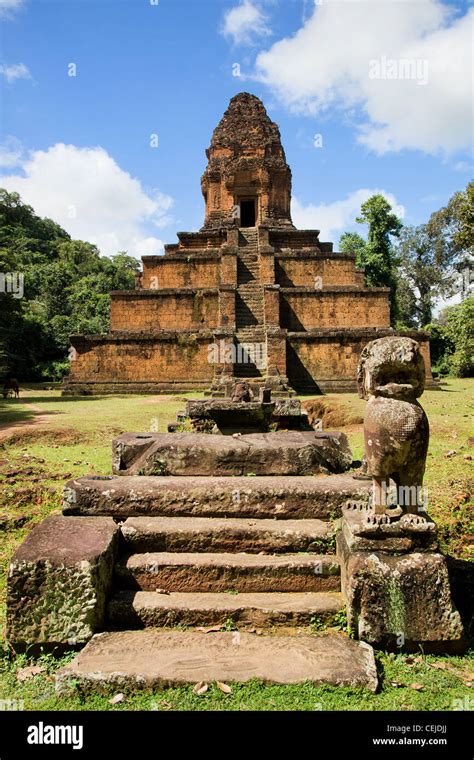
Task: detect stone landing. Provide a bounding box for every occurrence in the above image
[56,630,378,693]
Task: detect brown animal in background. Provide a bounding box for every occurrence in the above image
[2,378,20,399]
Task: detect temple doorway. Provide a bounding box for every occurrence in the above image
[240,199,256,227]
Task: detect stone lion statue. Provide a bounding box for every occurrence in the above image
[230,381,254,403]
[357,336,429,525]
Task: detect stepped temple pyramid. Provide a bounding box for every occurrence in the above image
[64,93,433,396]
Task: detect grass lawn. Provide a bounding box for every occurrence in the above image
[0,380,472,711]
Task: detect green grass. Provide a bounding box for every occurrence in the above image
[0,645,472,711]
[0,380,472,711]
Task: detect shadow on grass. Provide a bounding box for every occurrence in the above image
[17,396,132,404]
[0,402,64,427]
[0,402,35,425]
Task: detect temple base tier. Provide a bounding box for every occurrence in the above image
[62,227,436,396]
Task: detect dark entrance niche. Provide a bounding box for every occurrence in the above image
[240,199,256,227]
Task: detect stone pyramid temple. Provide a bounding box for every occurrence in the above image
[64,92,432,396]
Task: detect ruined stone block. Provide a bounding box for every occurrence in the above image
[112,430,353,477]
[7,516,119,648]
[337,526,465,652]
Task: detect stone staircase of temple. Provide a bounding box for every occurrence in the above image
[108,512,342,631]
[234,228,266,378]
[55,435,378,691]
[235,228,264,329]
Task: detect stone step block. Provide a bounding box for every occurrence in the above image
[115,551,340,593]
[107,590,344,629]
[56,630,378,691]
[120,515,334,554]
[7,516,120,648]
[111,430,353,477]
[63,473,371,519]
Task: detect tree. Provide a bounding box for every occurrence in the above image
[427,181,473,300]
[425,297,474,377]
[444,296,473,377]
[396,225,456,327]
[339,231,367,265]
[0,189,140,380]
[355,195,403,323]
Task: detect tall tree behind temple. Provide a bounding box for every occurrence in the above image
[0,189,139,381]
[339,195,402,324]
[395,225,457,327]
[426,181,474,301]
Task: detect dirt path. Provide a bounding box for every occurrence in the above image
[0,403,54,443]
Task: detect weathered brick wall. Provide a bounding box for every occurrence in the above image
[270,231,320,250]
[110,291,219,331]
[264,286,280,326]
[275,256,363,287]
[281,289,391,329]
[288,334,369,386]
[68,334,215,383]
[287,331,433,390]
[142,257,220,289]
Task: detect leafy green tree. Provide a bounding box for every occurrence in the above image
[425,296,474,377]
[427,181,473,299]
[0,189,140,381]
[355,195,402,323]
[339,231,367,264]
[444,297,473,376]
[396,225,457,327]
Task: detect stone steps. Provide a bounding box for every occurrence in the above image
[63,473,370,519]
[56,630,378,691]
[107,590,344,629]
[114,551,340,593]
[120,515,334,554]
[236,229,264,329]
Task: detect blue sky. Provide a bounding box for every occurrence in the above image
[0,0,472,261]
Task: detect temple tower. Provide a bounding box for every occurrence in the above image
[201,93,294,230]
[63,93,434,397]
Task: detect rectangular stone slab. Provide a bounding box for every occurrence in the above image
[63,473,370,519]
[120,516,333,554]
[56,630,378,691]
[107,590,344,629]
[112,431,353,477]
[115,551,340,593]
[7,515,119,648]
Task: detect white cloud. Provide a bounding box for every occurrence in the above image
[0,63,31,83]
[0,143,173,257]
[453,161,472,173]
[254,0,473,155]
[291,188,405,242]
[221,0,271,46]
[0,0,23,19]
[0,137,24,168]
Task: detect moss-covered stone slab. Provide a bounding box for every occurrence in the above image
[112,431,353,477]
[7,515,119,649]
[63,473,371,520]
